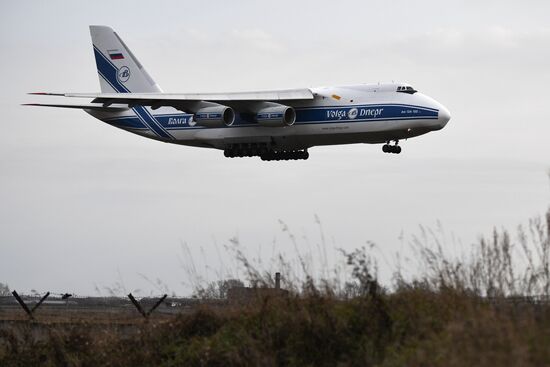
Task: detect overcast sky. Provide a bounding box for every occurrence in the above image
[1,0,549,296]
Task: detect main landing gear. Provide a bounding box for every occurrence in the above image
[223,143,309,161]
[382,140,402,154]
[260,150,309,161]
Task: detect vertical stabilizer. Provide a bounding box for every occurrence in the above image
[89,25,162,93]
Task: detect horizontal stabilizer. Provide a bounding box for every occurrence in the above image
[22,103,128,112]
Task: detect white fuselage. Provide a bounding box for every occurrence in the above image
[87,83,451,151]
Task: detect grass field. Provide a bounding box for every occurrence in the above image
[1,205,549,366]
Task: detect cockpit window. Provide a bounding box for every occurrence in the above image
[396,85,417,94]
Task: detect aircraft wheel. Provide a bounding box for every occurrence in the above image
[382,144,389,153]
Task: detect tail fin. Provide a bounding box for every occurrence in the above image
[89,25,162,93]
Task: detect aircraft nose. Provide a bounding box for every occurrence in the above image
[438,104,451,127]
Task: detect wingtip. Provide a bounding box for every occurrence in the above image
[28,92,64,96]
[21,103,39,106]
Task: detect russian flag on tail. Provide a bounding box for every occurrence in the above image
[108,49,124,60]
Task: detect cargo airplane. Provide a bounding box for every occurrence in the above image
[26,26,451,161]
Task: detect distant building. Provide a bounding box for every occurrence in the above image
[227,272,288,303]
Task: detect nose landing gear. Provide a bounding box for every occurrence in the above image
[382,140,401,154]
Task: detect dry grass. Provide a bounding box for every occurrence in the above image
[1,202,549,366]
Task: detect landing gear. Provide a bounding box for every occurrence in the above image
[382,140,402,154]
[224,143,265,158]
[260,150,309,161]
[223,143,309,161]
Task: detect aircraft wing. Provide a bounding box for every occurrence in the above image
[22,103,129,112]
[30,88,314,105]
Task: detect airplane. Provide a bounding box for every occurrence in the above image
[25,25,451,161]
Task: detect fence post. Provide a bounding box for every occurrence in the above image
[127,293,147,318]
[11,290,50,320]
[32,292,50,313]
[128,293,168,320]
[146,294,168,317]
[11,290,33,320]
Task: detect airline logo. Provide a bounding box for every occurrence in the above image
[326,107,384,120]
[108,49,124,60]
[168,117,194,125]
[117,66,130,83]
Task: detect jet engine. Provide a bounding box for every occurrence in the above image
[256,104,296,127]
[194,106,235,127]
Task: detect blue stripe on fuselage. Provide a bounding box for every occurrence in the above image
[296,104,437,124]
[102,103,438,132]
[133,106,172,139]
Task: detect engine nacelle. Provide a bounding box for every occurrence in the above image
[194,106,235,127]
[256,105,296,127]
